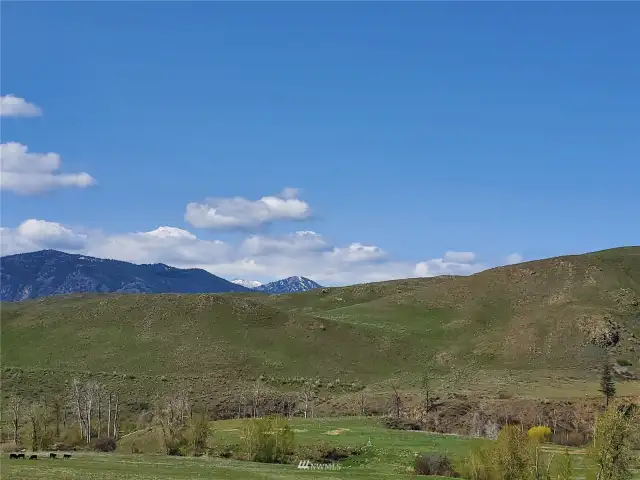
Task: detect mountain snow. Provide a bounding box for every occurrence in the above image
[0,250,323,301]
[231,278,263,289]
[254,276,322,294]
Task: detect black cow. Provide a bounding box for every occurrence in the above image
[9,453,18,459]
[17,453,25,459]
[63,454,72,459]
[29,454,38,460]
[49,453,57,459]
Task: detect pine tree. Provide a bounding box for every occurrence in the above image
[599,362,616,407]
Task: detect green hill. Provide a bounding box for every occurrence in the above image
[2,246,639,408]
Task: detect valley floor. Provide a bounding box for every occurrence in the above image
[3,417,639,480]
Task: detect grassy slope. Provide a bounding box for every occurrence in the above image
[2,247,639,403]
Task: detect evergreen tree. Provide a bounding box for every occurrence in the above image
[599,362,616,407]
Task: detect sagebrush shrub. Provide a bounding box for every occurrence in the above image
[92,436,117,452]
[414,453,460,477]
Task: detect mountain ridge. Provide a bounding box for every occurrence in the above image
[0,249,252,301]
[0,250,325,301]
[254,276,323,294]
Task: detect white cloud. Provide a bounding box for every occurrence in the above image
[443,251,476,263]
[505,253,523,265]
[185,188,311,230]
[414,257,480,277]
[329,243,387,264]
[240,230,328,256]
[0,94,42,117]
[0,142,96,194]
[88,227,229,266]
[1,218,493,286]
[2,219,87,254]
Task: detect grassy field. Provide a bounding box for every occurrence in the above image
[3,417,639,480]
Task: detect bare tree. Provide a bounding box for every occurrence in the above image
[357,388,368,416]
[155,391,191,454]
[107,392,112,437]
[96,384,103,438]
[299,380,317,419]
[421,373,432,414]
[7,394,23,445]
[252,379,265,418]
[285,392,296,418]
[28,403,43,452]
[85,380,99,443]
[113,394,119,438]
[236,389,248,419]
[390,384,402,418]
[51,395,63,439]
[72,378,87,442]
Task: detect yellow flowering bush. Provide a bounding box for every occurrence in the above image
[527,425,552,443]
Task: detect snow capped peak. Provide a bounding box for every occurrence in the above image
[254,276,322,294]
[231,278,263,289]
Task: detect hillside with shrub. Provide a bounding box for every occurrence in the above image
[2,247,639,418]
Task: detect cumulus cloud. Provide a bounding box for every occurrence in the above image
[505,253,523,265]
[414,257,480,277]
[240,230,328,256]
[185,188,311,230]
[0,94,42,117]
[329,243,387,264]
[1,219,87,254]
[1,219,492,285]
[443,251,476,263]
[0,142,96,194]
[88,226,230,265]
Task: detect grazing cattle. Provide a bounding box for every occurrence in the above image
[17,453,25,459]
[63,454,72,459]
[9,453,18,459]
[29,454,38,460]
[49,453,57,459]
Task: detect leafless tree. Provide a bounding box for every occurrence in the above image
[72,378,87,442]
[299,380,317,419]
[7,394,23,445]
[357,389,368,416]
[85,380,99,442]
[51,395,63,439]
[284,392,296,418]
[96,384,103,437]
[252,379,266,418]
[107,392,112,437]
[236,389,248,419]
[113,394,119,438]
[28,403,43,451]
[390,384,402,418]
[421,373,432,414]
[155,391,191,454]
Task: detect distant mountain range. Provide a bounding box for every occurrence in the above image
[0,250,322,302]
[232,276,322,294]
[254,276,322,294]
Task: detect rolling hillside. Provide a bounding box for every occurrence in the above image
[2,247,639,407]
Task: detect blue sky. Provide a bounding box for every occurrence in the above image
[1,2,638,284]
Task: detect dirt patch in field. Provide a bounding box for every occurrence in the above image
[324,428,350,435]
